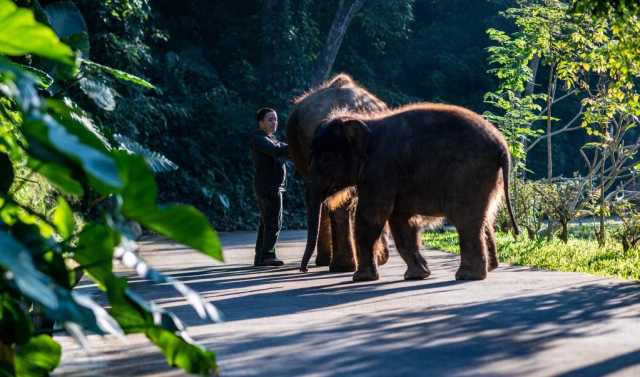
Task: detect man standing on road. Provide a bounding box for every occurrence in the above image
[251,107,288,266]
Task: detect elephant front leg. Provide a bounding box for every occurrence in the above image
[315,204,333,266]
[353,206,390,282]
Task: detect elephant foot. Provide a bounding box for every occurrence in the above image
[353,266,379,282]
[329,263,356,272]
[488,259,499,272]
[404,264,430,280]
[455,266,487,281]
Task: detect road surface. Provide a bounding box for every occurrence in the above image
[54,230,640,376]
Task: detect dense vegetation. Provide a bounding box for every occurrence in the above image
[70,0,635,232]
[0,0,222,375]
[64,0,524,231]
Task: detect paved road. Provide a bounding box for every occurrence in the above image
[55,230,640,376]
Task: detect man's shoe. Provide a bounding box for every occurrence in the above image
[254,257,284,267]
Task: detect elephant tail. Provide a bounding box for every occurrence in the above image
[500,150,520,236]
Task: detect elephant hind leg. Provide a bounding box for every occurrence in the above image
[315,204,333,267]
[451,217,488,281]
[389,213,430,280]
[373,224,391,266]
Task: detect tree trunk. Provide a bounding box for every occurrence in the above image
[308,0,366,87]
[598,148,606,247]
[560,221,568,243]
[546,62,557,179]
[525,54,540,96]
[518,54,540,181]
[259,0,280,96]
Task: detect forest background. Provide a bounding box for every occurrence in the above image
[57,0,589,231]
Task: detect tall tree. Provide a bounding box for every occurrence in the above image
[308,0,366,87]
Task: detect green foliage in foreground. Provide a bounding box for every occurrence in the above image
[0,1,221,376]
[424,228,640,281]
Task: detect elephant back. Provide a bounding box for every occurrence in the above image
[287,73,387,176]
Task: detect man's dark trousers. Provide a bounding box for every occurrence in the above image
[251,128,288,265]
[254,191,283,265]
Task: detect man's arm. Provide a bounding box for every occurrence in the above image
[253,135,288,158]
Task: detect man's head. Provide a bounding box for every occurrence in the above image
[256,107,278,135]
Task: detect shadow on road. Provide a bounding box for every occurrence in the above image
[64,277,640,377]
[199,281,640,377]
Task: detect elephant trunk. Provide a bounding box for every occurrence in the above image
[300,185,323,272]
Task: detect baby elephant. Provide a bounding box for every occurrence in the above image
[300,103,519,281]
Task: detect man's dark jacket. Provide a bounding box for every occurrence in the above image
[251,129,288,196]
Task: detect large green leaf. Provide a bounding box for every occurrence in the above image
[116,152,222,261]
[147,328,218,376]
[0,0,73,65]
[74,224,119,291]
[45,99,110,152]
[14,335,61,377]
[114,238,222,323]
[27,157,83,196]
[42,1,89,58]
[75,225,218,374]
[52,196,74,239]
[131,206,223,261]
[22,114,121,190]
[13,64,53,89]
[0,231,104,334]
[114,133,178,173]
[81,59,155,90]
[0,62,119,190]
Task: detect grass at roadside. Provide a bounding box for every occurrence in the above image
[423,228,640,281]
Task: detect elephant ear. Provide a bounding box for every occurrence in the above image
[341,119,371,159]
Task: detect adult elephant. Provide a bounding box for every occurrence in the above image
[287,73,390,272]
[300,103,519,281]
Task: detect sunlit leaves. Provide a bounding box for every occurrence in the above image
[572,0,640,16]
[52,196,74,239]
[116,152,223,261]
[78,78,116,111]
[81,59,155,90]
[485,0,640,180]
[26,157,83,196]
[22,113,121,190]
[14,334,61,377]
[147,329,218,376]
[114,133,177,173]
[0,0,73,65]
[74,225,218,374]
